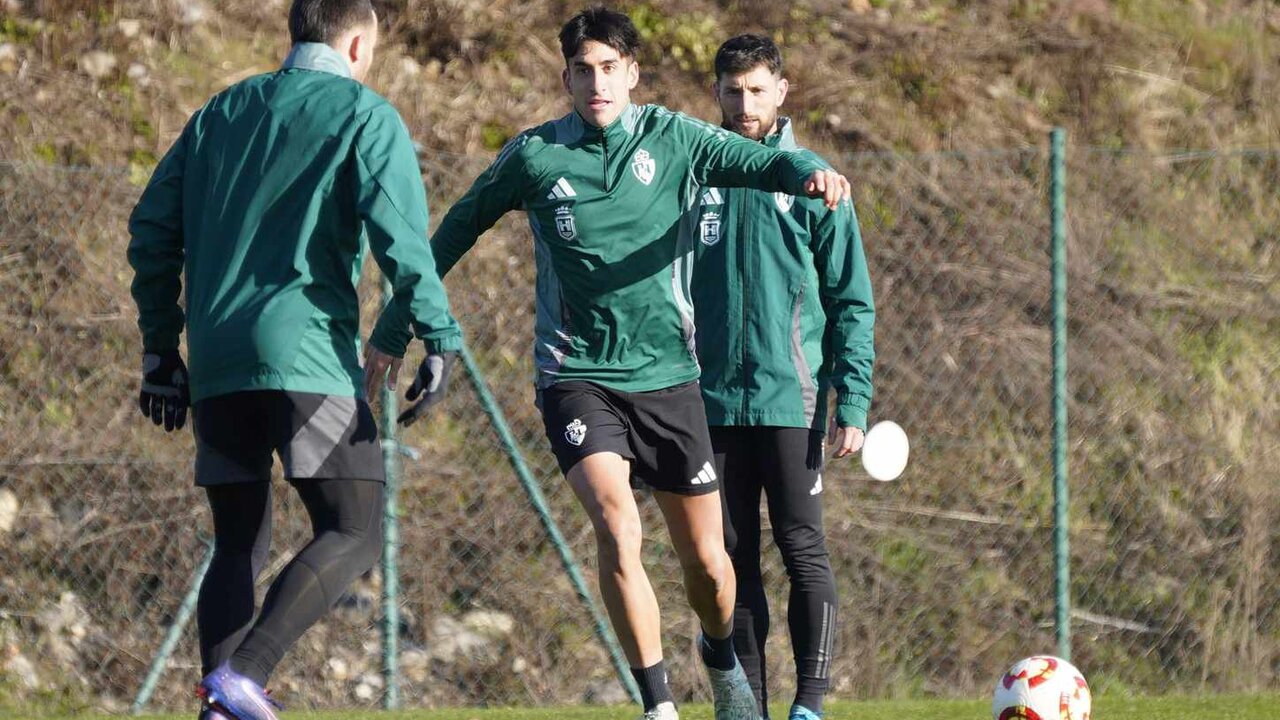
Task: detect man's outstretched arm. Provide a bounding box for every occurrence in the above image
[429,131,533,277]
[677,112,850,208]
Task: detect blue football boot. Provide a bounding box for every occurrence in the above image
[698,633,759,720]
[196,664,282,720]
[787,705,822,720]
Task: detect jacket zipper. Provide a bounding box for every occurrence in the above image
[739,186,750,420]
[601,129,610,192]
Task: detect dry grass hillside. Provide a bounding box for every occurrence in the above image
[3,1,1279,164]
[1,0,1278,715]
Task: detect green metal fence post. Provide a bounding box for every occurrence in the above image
[459,342,642,704]
[131,539,215,714]
[1049,127,1071,660]
[379,276,402,709]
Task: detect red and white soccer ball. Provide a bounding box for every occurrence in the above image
[991,655,1092,720]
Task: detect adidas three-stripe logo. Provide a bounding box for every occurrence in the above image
[689,460,717,486]
[547,177,578,200]
[700,187,722,205]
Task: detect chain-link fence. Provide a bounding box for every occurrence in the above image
[1062,148,1279,691]
[1,142,1277,715]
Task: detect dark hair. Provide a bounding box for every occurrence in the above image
[714,33,784,79]
[288,0,374,45]
[559,5,641,61]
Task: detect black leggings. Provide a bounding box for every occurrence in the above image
[197,478,383,685]
[712,426,837,716]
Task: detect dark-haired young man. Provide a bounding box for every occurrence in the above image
[127,1,461,718]
[427,6,851,720]
[690,35,875,720]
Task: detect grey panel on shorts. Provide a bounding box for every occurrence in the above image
[192,390,382,486]
[280,395,359,478]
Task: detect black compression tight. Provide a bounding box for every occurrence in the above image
[197,478,383,685]
[712,426,838,716]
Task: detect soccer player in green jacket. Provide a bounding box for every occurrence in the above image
[428,7,851,720]
[690,35,876,720]
[126,2,461,718]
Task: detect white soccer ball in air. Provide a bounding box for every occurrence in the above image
[861,420,909,481]
[991,655,1091,720]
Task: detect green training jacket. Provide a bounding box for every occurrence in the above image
[691,119,875,430]
[128,43,461,403]
[427,103,825,393]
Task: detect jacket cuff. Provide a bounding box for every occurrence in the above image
[142,332,180,355]
[423,332,463,355]
[835,393,870,431]
[369,322,411,359]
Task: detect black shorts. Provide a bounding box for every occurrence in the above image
[192,390,383,486]
[538,380,718,496]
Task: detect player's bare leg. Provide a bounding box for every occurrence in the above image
[568,452,677,717]
[567,451,662,664]
[655,489,758,720]
[652,490,735,636]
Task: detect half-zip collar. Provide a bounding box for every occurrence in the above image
[565,103,642,192]
[281,42,352,78]
[762,117,796,150]
[564,103,643,144]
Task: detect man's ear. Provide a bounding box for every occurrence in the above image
[346,32,361,65]
[777,77,790,108]
[562,66,571,95]
[627,59,639,89]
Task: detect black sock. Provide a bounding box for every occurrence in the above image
[794,670,830,716]
[228,652,272,688]
[700,630,737,671]
[630,660,675,711]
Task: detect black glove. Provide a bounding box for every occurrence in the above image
[397,351,457,426]
[139,350,190,432]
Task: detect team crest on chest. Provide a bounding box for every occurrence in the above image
[699,211,721,246]
[554,205,578,241]
[774,192,795,212]
[631,148,656,185]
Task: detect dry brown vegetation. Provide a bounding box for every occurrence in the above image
[1,0,1277,714]
[5,0,1280,163]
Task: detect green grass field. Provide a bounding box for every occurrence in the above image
[50,694,1259,720]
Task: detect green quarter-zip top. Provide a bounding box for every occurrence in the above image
[691,118,875,430]
[427,103,826,393]
[128,43,461,403]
